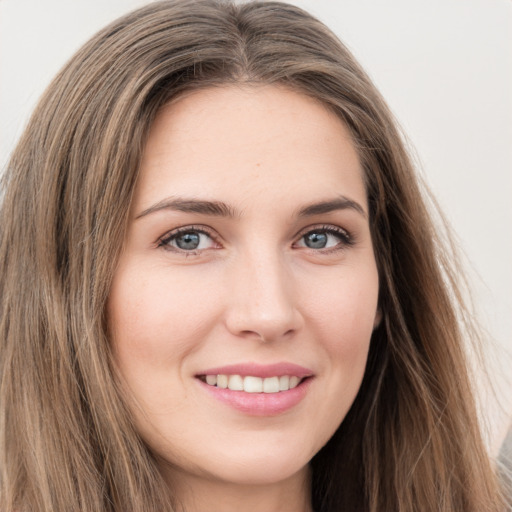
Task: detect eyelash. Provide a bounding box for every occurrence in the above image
[157,225,218,254]
[157,224,354,254]
[294,224,355,253]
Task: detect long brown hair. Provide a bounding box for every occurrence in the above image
[0,1,506,510]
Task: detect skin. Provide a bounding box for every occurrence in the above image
[108,85,380,512]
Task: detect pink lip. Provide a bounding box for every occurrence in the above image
[195,362,314,378]
[195,362,314,416]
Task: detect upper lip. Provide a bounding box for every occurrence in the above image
[196,362,314,379]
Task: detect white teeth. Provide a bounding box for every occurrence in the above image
[263,376,280,393]
[206,375,217,386]
[217,374,228,389]
[244,376,263,393]
[289,376,300,389]
[228,374,243,391]
[202,374,304,393]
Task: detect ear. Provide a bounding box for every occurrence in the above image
[373,307,382,330]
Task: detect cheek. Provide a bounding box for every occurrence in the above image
[286,264,378,456]
[300,262,378,402]
[107,263,223,403]
[303,263,379,346]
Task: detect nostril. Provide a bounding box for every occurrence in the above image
[237,328,296,343]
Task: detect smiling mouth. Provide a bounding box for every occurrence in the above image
[197,374,306,393]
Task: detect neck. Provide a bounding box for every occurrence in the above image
[163,464,313,512]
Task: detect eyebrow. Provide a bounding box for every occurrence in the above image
[297,196,367,219]
[135,197,238,219]
[135,195,366,220]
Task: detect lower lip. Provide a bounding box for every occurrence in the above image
[198,378,312,416]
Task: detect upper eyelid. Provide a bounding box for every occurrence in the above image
[157,225,219,246]
[293,225,356,252]
[294,223,352,239]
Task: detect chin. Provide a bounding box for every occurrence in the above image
[155,432,316,488]
[219,453,309,485]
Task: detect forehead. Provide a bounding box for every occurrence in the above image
[135,85,366,214]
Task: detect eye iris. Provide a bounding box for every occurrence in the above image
[176,232,200,250]
[305,232,328,249]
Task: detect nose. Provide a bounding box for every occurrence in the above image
[224,248,303,343]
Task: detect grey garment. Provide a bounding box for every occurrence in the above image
[498,425,512,510]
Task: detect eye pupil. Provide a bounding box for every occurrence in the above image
[305,232,327,249]
[176,232,200,250]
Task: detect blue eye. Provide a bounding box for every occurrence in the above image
[303,232,329,249]
[296,227,351,250]
[174,232,201,250]
[160,228,216,252]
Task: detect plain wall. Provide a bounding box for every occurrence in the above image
[1,0,511,449]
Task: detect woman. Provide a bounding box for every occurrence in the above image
[0,1,507,510]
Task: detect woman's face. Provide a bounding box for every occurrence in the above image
[108,85,380,490]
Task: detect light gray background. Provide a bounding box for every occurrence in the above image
[1,0,511,450]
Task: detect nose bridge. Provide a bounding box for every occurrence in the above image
[225,244,300,341]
